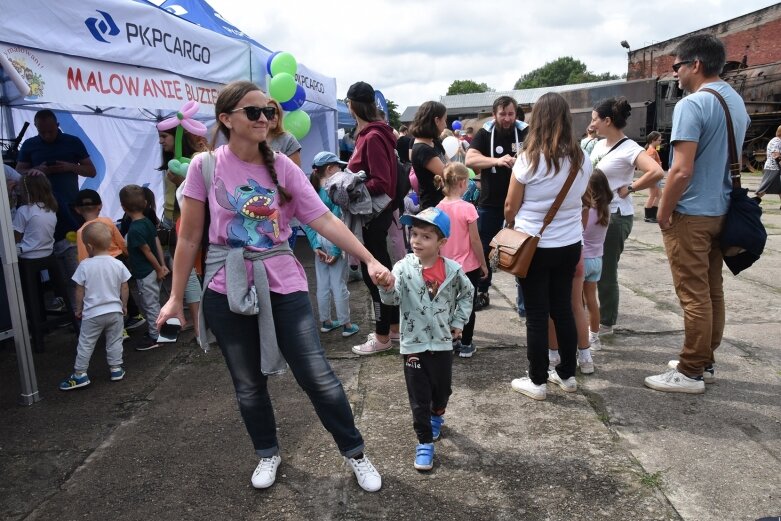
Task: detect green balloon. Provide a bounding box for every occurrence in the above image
[270,52,297,77]
[284,110,311,140]
[269,73,296,103]
[468,167,476,179]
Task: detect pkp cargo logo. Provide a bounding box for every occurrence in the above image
[85,10,120,43]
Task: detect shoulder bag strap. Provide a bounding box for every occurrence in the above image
[537,164,581,237]
[700,88,741,189]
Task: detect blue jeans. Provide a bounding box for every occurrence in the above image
[202,289,365,458]
[477,206,505,293]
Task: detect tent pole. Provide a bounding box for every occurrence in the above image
[0,165,39,405]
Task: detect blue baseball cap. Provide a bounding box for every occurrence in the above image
[400,207,450,238]
[312,151,347,168]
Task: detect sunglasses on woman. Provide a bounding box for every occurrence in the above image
[231,105,277,121]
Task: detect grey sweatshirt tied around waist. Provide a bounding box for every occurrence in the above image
[197,242,293,375]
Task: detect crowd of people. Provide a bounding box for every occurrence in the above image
[5,33,757,492]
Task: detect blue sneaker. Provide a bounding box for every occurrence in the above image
[59,372,90,391]
[341,324,360,338]
[320,320,340,333]
[431,414,445,441]
[459,344,476,358]
[110,367,126,381]
[414,443,434,471]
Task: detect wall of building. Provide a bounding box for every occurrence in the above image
[627,4,781,79]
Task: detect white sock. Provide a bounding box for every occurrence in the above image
[578,348,592,362]
[549,349,560,362]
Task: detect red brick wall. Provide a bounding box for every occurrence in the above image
[627,6,781,79]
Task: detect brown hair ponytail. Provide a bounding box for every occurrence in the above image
[259,141,292,203]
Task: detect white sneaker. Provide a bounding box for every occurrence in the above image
[511,377,547,400]
[548,370,578,392]
[667,360,715,384]
[351,334,393,356]
[251,455,281,489]
[589,330,601,351]
[548,350,560,371]
[346,454,382,492]
[578,349,595,375]
[644,368,705,394]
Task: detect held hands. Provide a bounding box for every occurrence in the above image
[368,259,394,290]
[452,328,463,340]
[35,161,74,174]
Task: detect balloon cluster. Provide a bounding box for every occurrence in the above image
[157,101,208,177]
[266,51,311,141]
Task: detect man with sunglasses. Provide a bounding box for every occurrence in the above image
[645,34,750,394]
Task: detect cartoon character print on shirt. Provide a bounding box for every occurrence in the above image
[215,178,280,248]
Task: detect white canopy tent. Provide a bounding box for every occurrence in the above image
[0,0,338,404]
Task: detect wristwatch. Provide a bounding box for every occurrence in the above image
[626,184,635,193]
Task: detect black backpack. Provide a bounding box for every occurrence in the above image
[394,158,411,213]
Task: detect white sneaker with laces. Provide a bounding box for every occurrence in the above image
[548,370,578,392]
[578,349,595,375]
[511,377,547,400]
[598,324,614,336]
[589,330,601,351]
[251,455,281,489]
[346,455,382,492]
[668,360,715,384]
[644,368,705,394]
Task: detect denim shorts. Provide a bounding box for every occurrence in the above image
[584,256,603,282]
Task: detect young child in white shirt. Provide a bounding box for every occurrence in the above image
[59,221,131,391]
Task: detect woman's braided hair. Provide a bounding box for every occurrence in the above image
[212,80,292,203]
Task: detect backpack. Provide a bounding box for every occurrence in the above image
[394,158,411,214]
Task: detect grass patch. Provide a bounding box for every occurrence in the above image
[639,470,665,489]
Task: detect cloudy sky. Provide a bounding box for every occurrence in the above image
[205,0,777,112]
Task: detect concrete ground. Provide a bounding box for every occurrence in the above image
[1,173,779,521]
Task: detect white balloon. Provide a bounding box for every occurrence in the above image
[442,136,459,158]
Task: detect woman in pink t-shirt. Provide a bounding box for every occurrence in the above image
[436,163,487,358]
[157,81,388,493]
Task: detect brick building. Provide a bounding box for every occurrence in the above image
[627,3,781,80]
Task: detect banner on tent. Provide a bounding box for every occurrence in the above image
[0,0,249,85]
[0,43,221,113]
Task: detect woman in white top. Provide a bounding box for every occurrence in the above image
[589,98,663,335]
[753,124,781,208]
[504,92,591,401]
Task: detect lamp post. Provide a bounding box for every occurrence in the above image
[620,41,631,78]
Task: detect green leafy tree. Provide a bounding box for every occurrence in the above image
[514,57,620,89]
[446,80,494,95]
[386,99,401,129]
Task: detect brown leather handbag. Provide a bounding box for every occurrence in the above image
[489,166,580,278]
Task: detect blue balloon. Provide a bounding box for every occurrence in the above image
[451,120,463,130]
[266,51,281,76]
[281,84,306,112]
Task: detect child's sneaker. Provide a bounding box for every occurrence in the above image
[431,414,445,441]
[135,334,159,351]
[548,370,578,392]
[548,349,561,371]
[320,320,340,333]
[589,330,601,351]
[577,348,595,374]
[124,314,146,330]
[251,455,281,489]
[346,454,382,492]
[110,366,126,381]
[122,328,130,341]
[351,334,392,356]
[413,443,434,471]
[511,377,546,400]
[458,343,476,358]
[341,324,360,338]
[59,372,90,391]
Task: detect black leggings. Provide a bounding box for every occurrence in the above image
[360,206,399,335]
[461,268,482,346]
